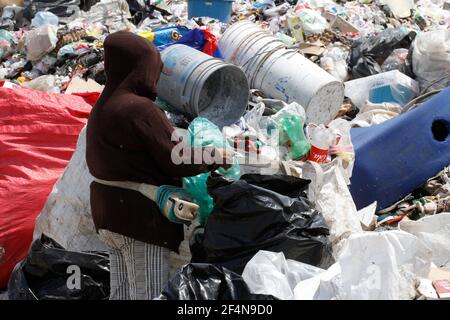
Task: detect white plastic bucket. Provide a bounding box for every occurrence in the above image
[254,49,344,124]
[157,44,249,128]
[219,21,344,124]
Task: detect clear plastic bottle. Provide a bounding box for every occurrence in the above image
[308,125,335,163]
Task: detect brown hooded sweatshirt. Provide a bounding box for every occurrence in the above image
[86,31,211,252]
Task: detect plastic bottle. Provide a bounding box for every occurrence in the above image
[308,125,334,163]
[279,115,310,160]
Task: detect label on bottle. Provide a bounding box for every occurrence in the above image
[308,145,329,163]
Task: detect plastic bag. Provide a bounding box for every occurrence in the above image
[381,48,412,75]
[337,230,432,300]
[190,174,330,274]
[24,25,58,61]
[158,263,275,300]
[282,158,362,257]
[349,28,416,79]
[182,118,240,225]
[298,9,328,36]
[0,29,16,60]
[327,119,355,173]
[399,213,450,268]
[412,29,450,92]
[23,0,81,23]
[350,101,402,128]
[78,0,132,33]
[292,231,432,300]
[30,11,59,27]
[157,28,223,58]
[242,251,324,300]
[271,102,309,160]
[138,26,189,47]
[8,235,110,300]
[22,75,60,93]
[320,47,349,82]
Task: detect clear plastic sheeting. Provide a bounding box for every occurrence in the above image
[244,231,433,300]
[399,213,450,267]
[282,158,362,257]
[242,251,324,300]
[412,29,450,92]
[336,231,432,300]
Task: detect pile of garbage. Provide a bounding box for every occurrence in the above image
[1,0,450,300]
[0,0,448,95]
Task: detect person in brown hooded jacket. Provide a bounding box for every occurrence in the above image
[86,31,229,299]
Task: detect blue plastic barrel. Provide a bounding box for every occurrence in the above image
[188,0,234,22]
[350,86,450,210]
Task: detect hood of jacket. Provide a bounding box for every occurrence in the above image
[100,31,163,102]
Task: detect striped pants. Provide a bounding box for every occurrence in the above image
[98,229,170,300]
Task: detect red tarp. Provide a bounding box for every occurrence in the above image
[0,86,96,288]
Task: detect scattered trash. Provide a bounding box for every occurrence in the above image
[349,28,416,79]
[1,0,450,300]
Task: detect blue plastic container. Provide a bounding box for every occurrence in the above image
[188,0,234,22]
[368,83,417,106]
[350,86,450,210]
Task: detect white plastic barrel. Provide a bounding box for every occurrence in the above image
[157,44,249,128]
[219,21,345,124]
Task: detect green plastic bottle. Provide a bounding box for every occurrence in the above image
[279,115,310,160]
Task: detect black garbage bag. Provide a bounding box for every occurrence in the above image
[79,0,101,11]
[128,0,172,26]
[190,174,330,275]
[348,28,416,79]
[8,235,110,300]
[23,0,81,23]
[158,263,275,300]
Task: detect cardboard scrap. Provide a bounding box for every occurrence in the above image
[322,12,359,33]
[65,76,104,94]
[298,42,325,56]
[428,266,450,282]
[357,201,377,231]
